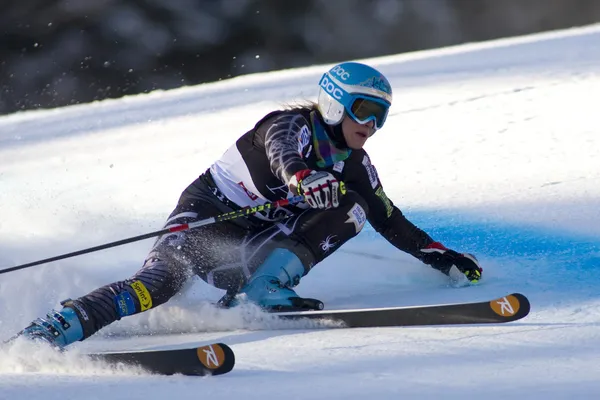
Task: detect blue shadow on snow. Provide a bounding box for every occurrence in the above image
[360,210,600,271]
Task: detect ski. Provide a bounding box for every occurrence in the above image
[275,293,530,328]
[87,342,235,376]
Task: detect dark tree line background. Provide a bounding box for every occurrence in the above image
[1,0,600,115]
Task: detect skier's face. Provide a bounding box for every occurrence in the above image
[341,115,375,149]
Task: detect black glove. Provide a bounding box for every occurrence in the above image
[420,242,482,283]
[288,169,341,210]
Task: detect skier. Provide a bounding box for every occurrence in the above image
[16,61,482,348]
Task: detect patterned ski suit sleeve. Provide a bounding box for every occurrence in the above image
[344,150,435,261]
[257,112,312,185]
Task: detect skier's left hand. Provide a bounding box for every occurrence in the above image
[420,242,482,284]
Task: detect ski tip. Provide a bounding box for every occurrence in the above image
[196,343,235,375]
[489,293,531,321]
[87,342,236,377]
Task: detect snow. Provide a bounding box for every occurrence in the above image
[1,24,600,399]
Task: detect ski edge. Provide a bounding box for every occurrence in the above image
[276,293,526,317]
[276,292,531,326]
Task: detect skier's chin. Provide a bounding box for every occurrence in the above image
[347,134,368,149]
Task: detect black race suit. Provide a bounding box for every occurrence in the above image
[67,107,437,339]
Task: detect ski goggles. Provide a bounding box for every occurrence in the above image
[319,73,391,130]
[347,95,390,130]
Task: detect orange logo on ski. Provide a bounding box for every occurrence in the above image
[197,344,226,369]
[490,295,520,317]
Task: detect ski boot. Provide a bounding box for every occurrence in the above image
[14,305,84,349]
[219,248,324,312]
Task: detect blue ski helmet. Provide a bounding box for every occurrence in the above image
[317,61,392,130]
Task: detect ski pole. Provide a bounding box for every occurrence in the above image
[0,195,306,275]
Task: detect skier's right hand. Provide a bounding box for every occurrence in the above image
[288,169,341,209]
[420,242,483,284]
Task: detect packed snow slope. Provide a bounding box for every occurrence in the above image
[1,24,600,399]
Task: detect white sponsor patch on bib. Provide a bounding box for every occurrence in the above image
[362,155,379,189]
[345,203,367,233]
[298,125,311,154]
[333,161,345,173]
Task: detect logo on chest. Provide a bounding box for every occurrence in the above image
[362,155,379,189]
[333,161,345,173]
